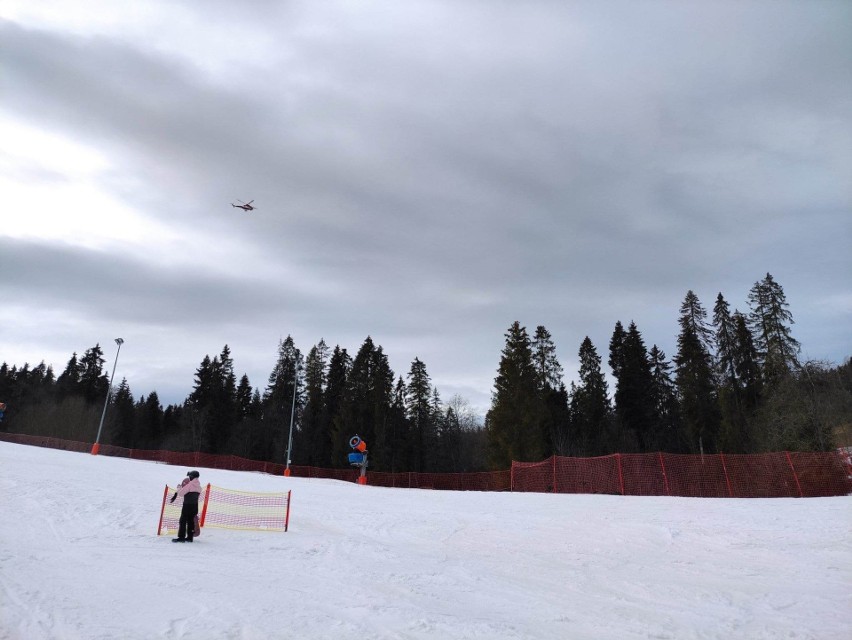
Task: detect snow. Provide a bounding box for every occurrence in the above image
[0,441,849,640]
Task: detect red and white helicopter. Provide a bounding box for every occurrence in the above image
[231,199,256,211]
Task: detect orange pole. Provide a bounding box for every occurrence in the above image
[785,452,803,498]
[156,484,169,536]
[200,483,212,527]
[284,468,291,477]
[552,455,557,493]
[658,452,670,496]
[91,442,100,455]
[720,453,733,497]
[616,454,624,495]
[284,490,291,532]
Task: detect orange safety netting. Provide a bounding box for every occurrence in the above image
[511,451,852,497]
[2,432,849,498]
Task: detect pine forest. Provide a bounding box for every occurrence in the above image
[2,273,850,472]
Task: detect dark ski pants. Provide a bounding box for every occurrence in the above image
[177,502,199,541]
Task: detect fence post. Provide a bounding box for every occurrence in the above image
[284,490,292,533]
[616,454,624,495]
[200,483,212,526]
[658,452,670,496]
[156,484,169,536]
[552,455,557,493]
[785,452,804,498]
[720,452,733,497]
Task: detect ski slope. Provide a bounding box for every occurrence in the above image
[0,440,849,639]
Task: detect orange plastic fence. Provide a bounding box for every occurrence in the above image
[1,432,849,497]
[511,452,851,497]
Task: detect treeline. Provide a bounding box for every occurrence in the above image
[1,273,850,471]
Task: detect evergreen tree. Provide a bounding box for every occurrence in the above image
[674,291,720,453]
[368,344,396,471]
[532,326,563,392]
[301,340,329,466]
[263,336,302,464]
[570,337,611,456]
[209,345,238,454]
[109,379,135,447]
[235,375,253,420]
[608,321,626,383]
[428,386,444,472]
[648,345,682,451]
[733,312,762,410]
[713,294,738,386]
[747,273,800,385]
[714,295,750,453]
[613,322,656,452]
[135,391,164,449]
[406,357,434,473]
[56,353,80,399]
[78,344,108,404]
[386,376,410,472]
[533,325,569,455]
[327,346,352,467]
[334,338,394,471]
[486,322,545,468]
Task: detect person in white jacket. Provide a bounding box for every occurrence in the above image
[170,470,202,542]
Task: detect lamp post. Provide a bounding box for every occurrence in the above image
[91,337,124,455]
[284,360,300,477]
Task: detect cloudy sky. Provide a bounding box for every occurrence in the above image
[1,1,850,414]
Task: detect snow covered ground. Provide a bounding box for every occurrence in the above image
[1,441,849,640]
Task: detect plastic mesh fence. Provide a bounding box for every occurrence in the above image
[2,433,849,497]
[202,485,291,532]
[158,484,209,535]
[158,484,291,535]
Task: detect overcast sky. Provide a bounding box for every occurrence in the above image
[1,1,850,415]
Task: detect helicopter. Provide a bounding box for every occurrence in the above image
[231,199,255,211]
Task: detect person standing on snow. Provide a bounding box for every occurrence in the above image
[170,470,202,543]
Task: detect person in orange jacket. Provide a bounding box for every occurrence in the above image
[170,470,202,542]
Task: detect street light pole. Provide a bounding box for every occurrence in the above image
[91,337,124,455]
[284,360,300,477]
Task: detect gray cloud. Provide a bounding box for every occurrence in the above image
[1,1,850,412]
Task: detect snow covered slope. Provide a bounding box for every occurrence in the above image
[0,441,849,639]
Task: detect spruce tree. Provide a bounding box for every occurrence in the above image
[486,322,545,468]
[569,337,611,456]
[532,326,563,392]
[326,346,352,467]
[263,336,302,463]
[733,312,762,410]
[747,273,800,385]
[648,345,681,452]
[334,338,394,470]
[713,294,738,386]
[406,357,434,473]
[135,392,164,449]
[209,345,238,454]
[533,325,569,455]
[619,322,656,451]
[674,291,720,453]
[301,340,329,466]
[235,375,253,420]
[109,378,135,447]
[78,345,108,404]
[714,294,748,453]
[387,376,410,472]
[56,353,81,399]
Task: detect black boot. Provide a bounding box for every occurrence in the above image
[172,538,185,543]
